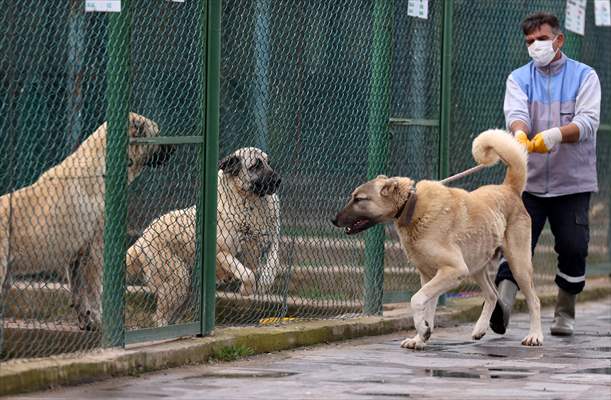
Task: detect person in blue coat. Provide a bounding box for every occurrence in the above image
[491,12,601,337]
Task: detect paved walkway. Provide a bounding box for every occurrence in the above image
[8,298,611,400]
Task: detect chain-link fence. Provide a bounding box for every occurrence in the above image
[1,0,609,362]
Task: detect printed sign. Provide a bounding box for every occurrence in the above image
[595,0,611,26]
[565,0,586,35]
[407,0,428,20]
[85,0,121,12]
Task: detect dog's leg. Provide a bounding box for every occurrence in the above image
[0,230,6,352]
[217,251,256,295]
[401,261,467,350]
[0,240,7,301]
[81,234,104,331]
[0,230,9,301]
[419,273,438,334]
[256,229,281,294]
[504,222,543,346]
[68,256,86,329]
[471,267,497,340]
[69,247,94,330]
[152,256,190,327]
[0,236,6,293]
[258,199,282,294]
[70,235,103,331]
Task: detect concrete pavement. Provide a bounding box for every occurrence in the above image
[8,297,611,400]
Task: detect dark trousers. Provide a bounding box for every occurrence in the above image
[495,191,591,295]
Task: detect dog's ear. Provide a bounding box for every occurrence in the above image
[376,174,388,180]
[380,179,398,197]
[128,115,147,138]
[219,155,241,176]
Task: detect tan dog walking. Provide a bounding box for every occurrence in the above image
[333,129,543,349]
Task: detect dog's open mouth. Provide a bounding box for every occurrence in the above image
[345,218,375,235]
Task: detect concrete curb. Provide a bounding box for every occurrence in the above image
[1,277,609,397]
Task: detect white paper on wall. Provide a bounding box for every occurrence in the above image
[407,0,428,20]
[595,0,611,26]
[85,0,121,12]
[565,0,586,35]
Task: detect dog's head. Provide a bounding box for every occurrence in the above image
[127,112,175,182]
[219,147,281,197]
[332,175,416,235]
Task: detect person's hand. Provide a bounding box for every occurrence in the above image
[530,127,562,153]
[514,130,533,152]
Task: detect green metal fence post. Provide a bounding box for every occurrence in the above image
[437,0,453,307]
[197,0,221,336]
[102,0,131,347]
[364,0,393,315]
[439,0,452,181]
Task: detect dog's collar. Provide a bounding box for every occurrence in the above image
[395,187,417,227]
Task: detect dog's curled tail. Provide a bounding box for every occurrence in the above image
[472,129,528,194]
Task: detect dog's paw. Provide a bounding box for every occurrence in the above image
[521,332,544,346]
[239,281,256,296]
[400,336,426,350]
[471,322,488,340]
[152,315,171,328]
[77,309,101,331]
[471,330,487,341]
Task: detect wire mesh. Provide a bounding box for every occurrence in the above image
[0,0,609,362]
[216,0,413,324]
[123,0,204,332]
[0,1,111,359]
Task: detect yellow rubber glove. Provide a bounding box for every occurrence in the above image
[514,130,533,153]
[530,127,562,153]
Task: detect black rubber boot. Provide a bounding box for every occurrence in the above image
[490,280,518,334]
[550,288,576,336]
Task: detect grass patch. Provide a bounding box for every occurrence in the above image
[209,344,255,362]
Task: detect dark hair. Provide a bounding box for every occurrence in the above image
[521,12,561,35]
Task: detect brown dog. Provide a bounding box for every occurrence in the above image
[0,113,173,330]
[332,129,543,349]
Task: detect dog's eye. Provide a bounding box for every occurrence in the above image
[353,197,366,203]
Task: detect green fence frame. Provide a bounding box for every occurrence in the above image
[102,0,132,348]
[364,0,394,315]
[119,0,221,346]
[436,0,453,307]
[383,0,453,308]
[200,0,221,336]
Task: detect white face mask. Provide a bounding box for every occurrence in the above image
[528,38,558,67]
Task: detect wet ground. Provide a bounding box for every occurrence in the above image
[9,297,611,399]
